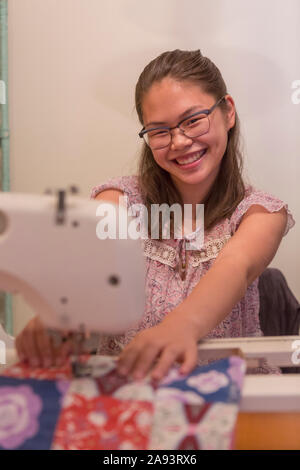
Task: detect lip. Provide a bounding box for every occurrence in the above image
[172,148,208,169]
[172,148,208,164]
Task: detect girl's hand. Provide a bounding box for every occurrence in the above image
[116,313,200,381]
[15,316,73,368]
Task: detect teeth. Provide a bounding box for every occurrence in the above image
[176,149,207,165]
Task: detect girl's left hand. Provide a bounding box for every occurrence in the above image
[116,314,200,381]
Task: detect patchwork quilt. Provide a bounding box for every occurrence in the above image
[0,355,246,450]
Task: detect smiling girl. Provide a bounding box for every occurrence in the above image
[91,49,295,380]
[16,49,295,378]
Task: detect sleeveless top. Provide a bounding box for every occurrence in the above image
[90,176,295,374]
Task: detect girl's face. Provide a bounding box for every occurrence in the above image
[141,77,236,202]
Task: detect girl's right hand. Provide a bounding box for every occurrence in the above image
[15,316,73,368]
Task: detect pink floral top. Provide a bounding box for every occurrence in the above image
[91,176,295,373]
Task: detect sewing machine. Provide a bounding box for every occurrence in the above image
[0,187,145,337]
[0,189,300,449]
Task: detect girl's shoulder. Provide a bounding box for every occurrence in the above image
[203,184,295,261]
[90,175,143,206]
[229,184,295,237]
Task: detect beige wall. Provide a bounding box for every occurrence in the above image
[7,0,300,335]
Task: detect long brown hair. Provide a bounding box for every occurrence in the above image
[135,49,245,235]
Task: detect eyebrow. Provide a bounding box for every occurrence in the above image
[145,105,207,128]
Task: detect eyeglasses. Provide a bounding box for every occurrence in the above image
[139,95,227,150]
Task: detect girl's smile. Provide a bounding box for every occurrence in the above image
[171,148,208,168]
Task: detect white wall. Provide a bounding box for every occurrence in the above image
[7,0,300,335]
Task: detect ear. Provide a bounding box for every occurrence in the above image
[224,94,236,131]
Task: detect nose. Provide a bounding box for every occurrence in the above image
[169,128,193,150]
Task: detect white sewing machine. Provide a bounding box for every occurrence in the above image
[0,189,300,449]
[0,187,145,353]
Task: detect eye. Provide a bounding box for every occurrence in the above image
[184,115,205,127]
[148,129,169,137]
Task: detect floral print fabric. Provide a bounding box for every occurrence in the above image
[149,356,245,450]
[0,355,246,450]
[0,375,69,450]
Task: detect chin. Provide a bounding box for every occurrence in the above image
[176,172,208,186]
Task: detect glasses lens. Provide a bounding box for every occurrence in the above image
[180,114,209,138]
[143,128,170,149]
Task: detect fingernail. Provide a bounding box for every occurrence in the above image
[43,357,52,368]
[133,372,144,380]
[55,357,63,367]
[152,372,162,381]
[30,357,40,367]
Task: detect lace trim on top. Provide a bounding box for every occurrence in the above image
[190,235,231,266]
[142,235,231,268]
[143,239,177,267]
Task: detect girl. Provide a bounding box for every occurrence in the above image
[16,49,295,378]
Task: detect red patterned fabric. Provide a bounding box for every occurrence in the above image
[53,395,153,450]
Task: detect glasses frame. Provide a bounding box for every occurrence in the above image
[139,95,227,150]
